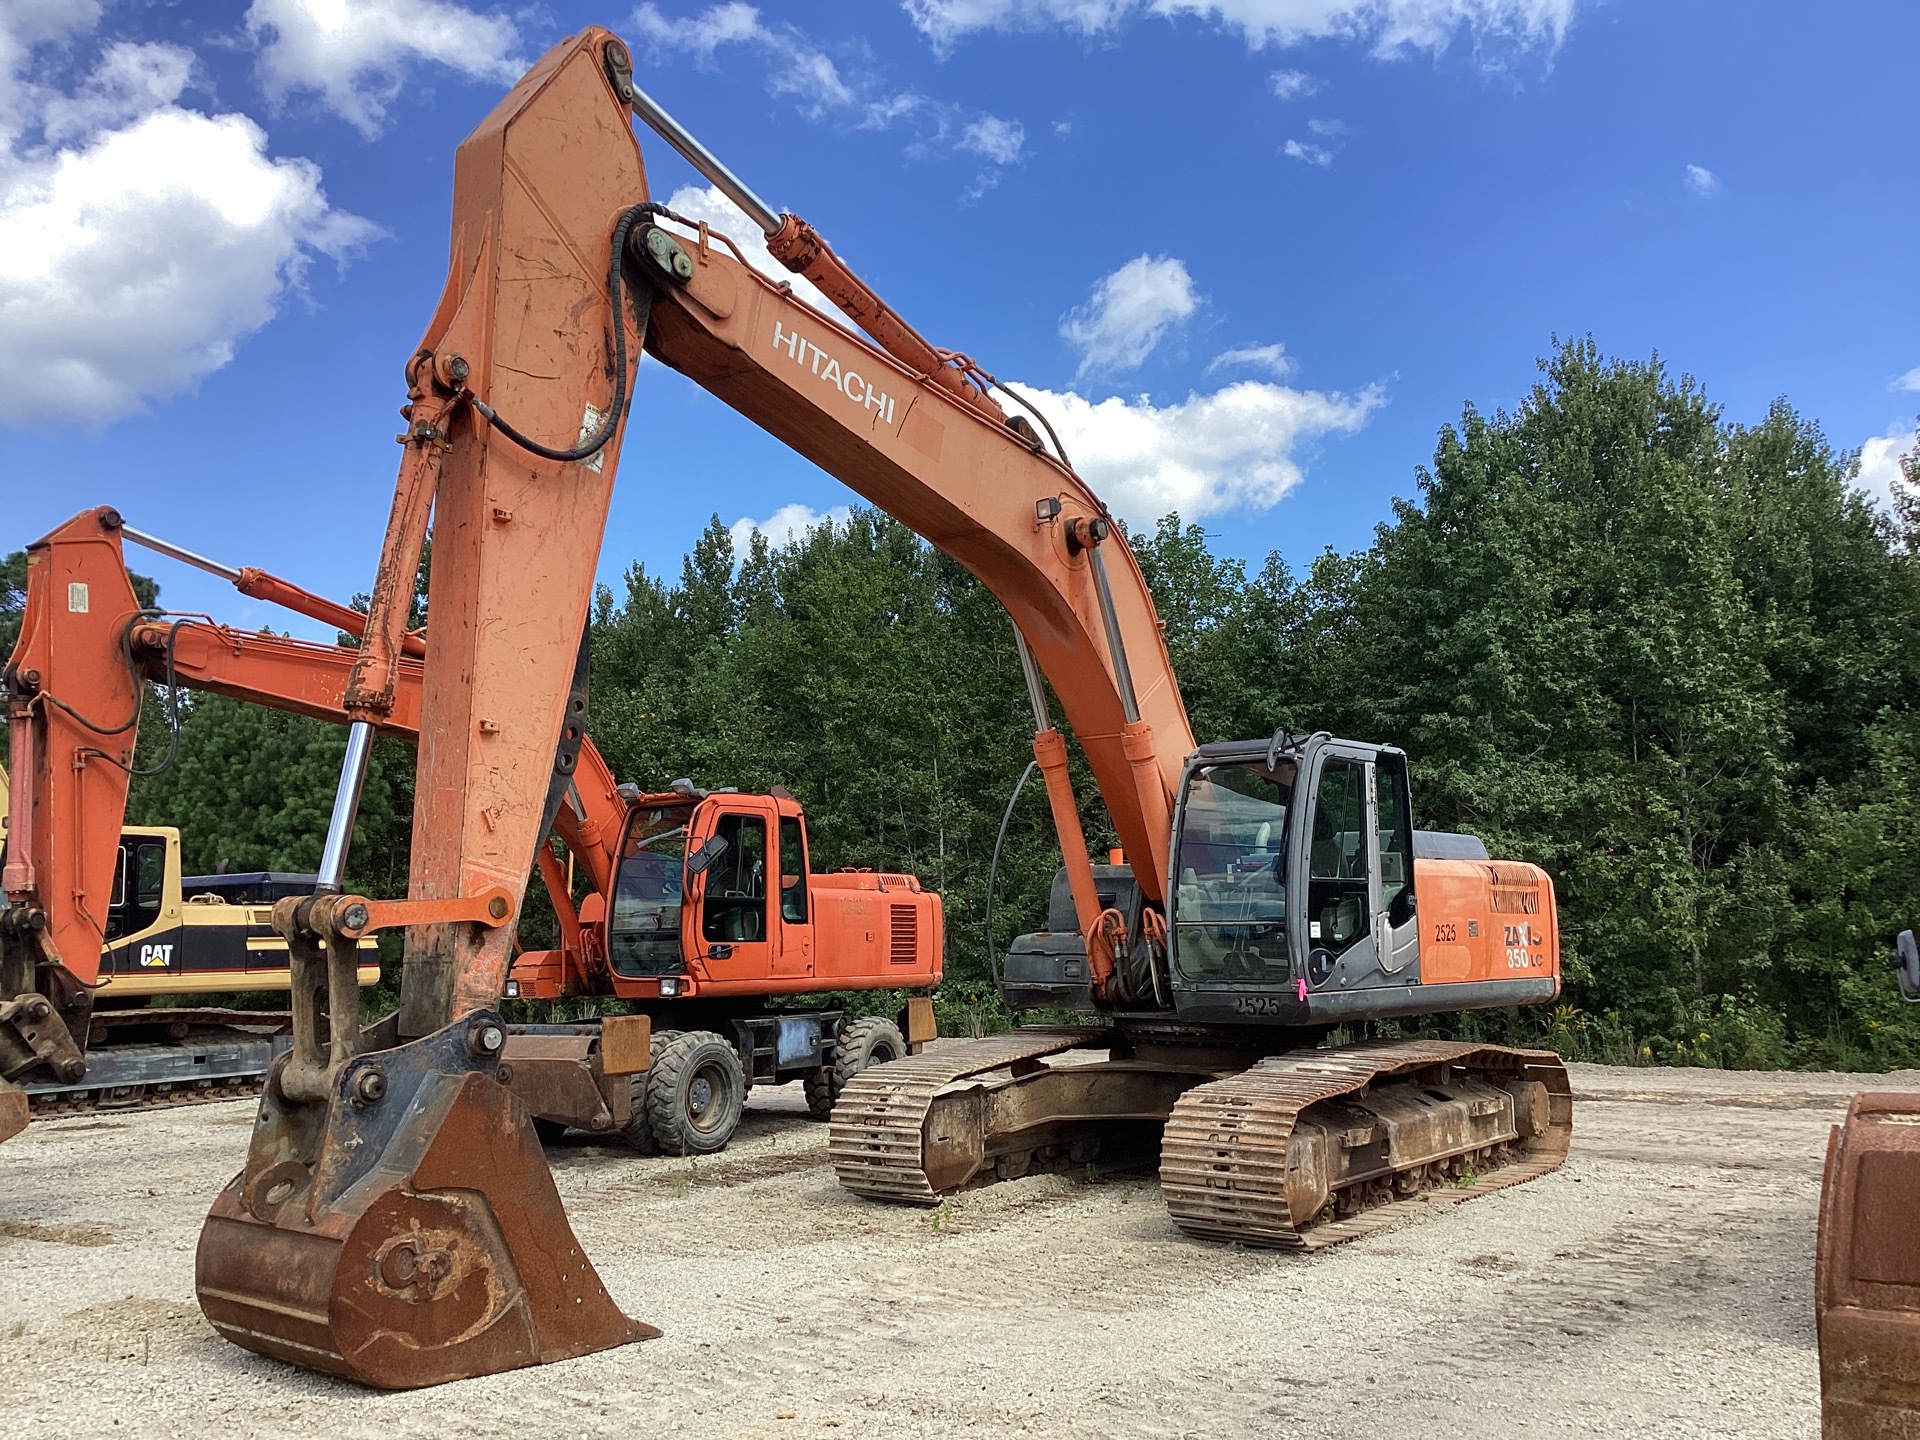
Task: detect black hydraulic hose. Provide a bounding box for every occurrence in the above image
[128,617,187,778]
[983,759,1039,988]
[35,612,188,777]
[469,203,652,463]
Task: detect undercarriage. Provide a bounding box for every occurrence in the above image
[830,1029,1571,1247]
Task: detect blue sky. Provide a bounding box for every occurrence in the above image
[1,0,1915,641]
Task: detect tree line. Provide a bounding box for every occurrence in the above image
[9,340,1918,1067]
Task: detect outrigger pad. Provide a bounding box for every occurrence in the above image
[195,1011,657,1389]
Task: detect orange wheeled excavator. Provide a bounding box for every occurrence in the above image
[15,25,1566,1390]
[2,507,939,1152]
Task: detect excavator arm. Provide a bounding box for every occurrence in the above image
[1,506,626,1012]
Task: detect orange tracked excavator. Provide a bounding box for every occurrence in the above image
[25,24,1566,1389]
[2,508,939,1151]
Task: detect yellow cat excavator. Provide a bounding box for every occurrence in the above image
[22,25,1566,1391]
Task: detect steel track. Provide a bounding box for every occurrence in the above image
[24,1034,288,1121]
[1159,1038,1573,1249]
[828,1029,1104,1202]
[828,1031,1572,1249]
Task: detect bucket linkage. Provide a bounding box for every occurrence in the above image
[195,890,655,1389]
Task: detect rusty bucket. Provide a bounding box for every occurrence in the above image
[195,1010,656,1389]
[1817,1090,1920,1437]
[0,1080,26,1143]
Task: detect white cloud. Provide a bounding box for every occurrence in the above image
[959,114,1026,164]
[632,1,855,114]
[1892,366,1920,394]
[1283,116,1348,165]
[1853,423,1919,514]
[0,10,374,427]
[1060,255,1200,376]
[1268,68,1318,98]
[1684,163,1717,197]
[903,0,1575,60]
[245,0,522,137]
[634,5,1027,184]
[38,40,196,142]
[999,378,1383,522]
[1208,342,1295,377]
[728,502,851,556]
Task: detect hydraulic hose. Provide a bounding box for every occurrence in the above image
[469,203,652,463]
[983,759,1040,988]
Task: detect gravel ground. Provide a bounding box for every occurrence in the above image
[0,1059,1910,1439]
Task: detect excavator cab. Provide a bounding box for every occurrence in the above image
[1167,733,1422,1023]
[1002,731,1558,1029]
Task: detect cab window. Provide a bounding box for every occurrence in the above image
[778,816,808,924]
[1170,760,1293,982]
[608,806,687,978]
[1308,760,1368,952]
[1375,752,1415,926]
[702,813,767,944]
[136,843,166,914]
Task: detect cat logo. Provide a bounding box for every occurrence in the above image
[137,943,175,968]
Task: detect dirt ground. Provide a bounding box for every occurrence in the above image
[0,1059,1909,1439]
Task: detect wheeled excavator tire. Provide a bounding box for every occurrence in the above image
[620,1029,680,1154]
[647,1030,745,1155]
[806,1016,907,1120]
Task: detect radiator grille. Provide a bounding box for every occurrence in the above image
[1485,863,1542,914]
[889,904,919,965]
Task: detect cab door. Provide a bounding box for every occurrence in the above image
[1371,750,1421,978]
[688,800,775,984]
[1298,743,1420,991]
[771,811,815,979]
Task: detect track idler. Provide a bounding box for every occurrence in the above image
[195,895,654,1388]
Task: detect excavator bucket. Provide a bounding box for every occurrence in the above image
[0,1081,26,1143]
[196,1010,656,1389]
[1816,1090,1920,1437]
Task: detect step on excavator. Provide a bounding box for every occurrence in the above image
[15,24,1567,1389]
[2,508,940,1153]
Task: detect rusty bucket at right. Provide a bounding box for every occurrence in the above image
[1817,1091,1920,1437]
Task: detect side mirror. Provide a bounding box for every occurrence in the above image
[1895,930,1920,1003]
[686,834,728,878]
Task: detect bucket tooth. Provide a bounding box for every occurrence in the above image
[195,1010,656,1389]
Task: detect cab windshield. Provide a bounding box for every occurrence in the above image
[609,805,689,977]
[1171,760,1294,982]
